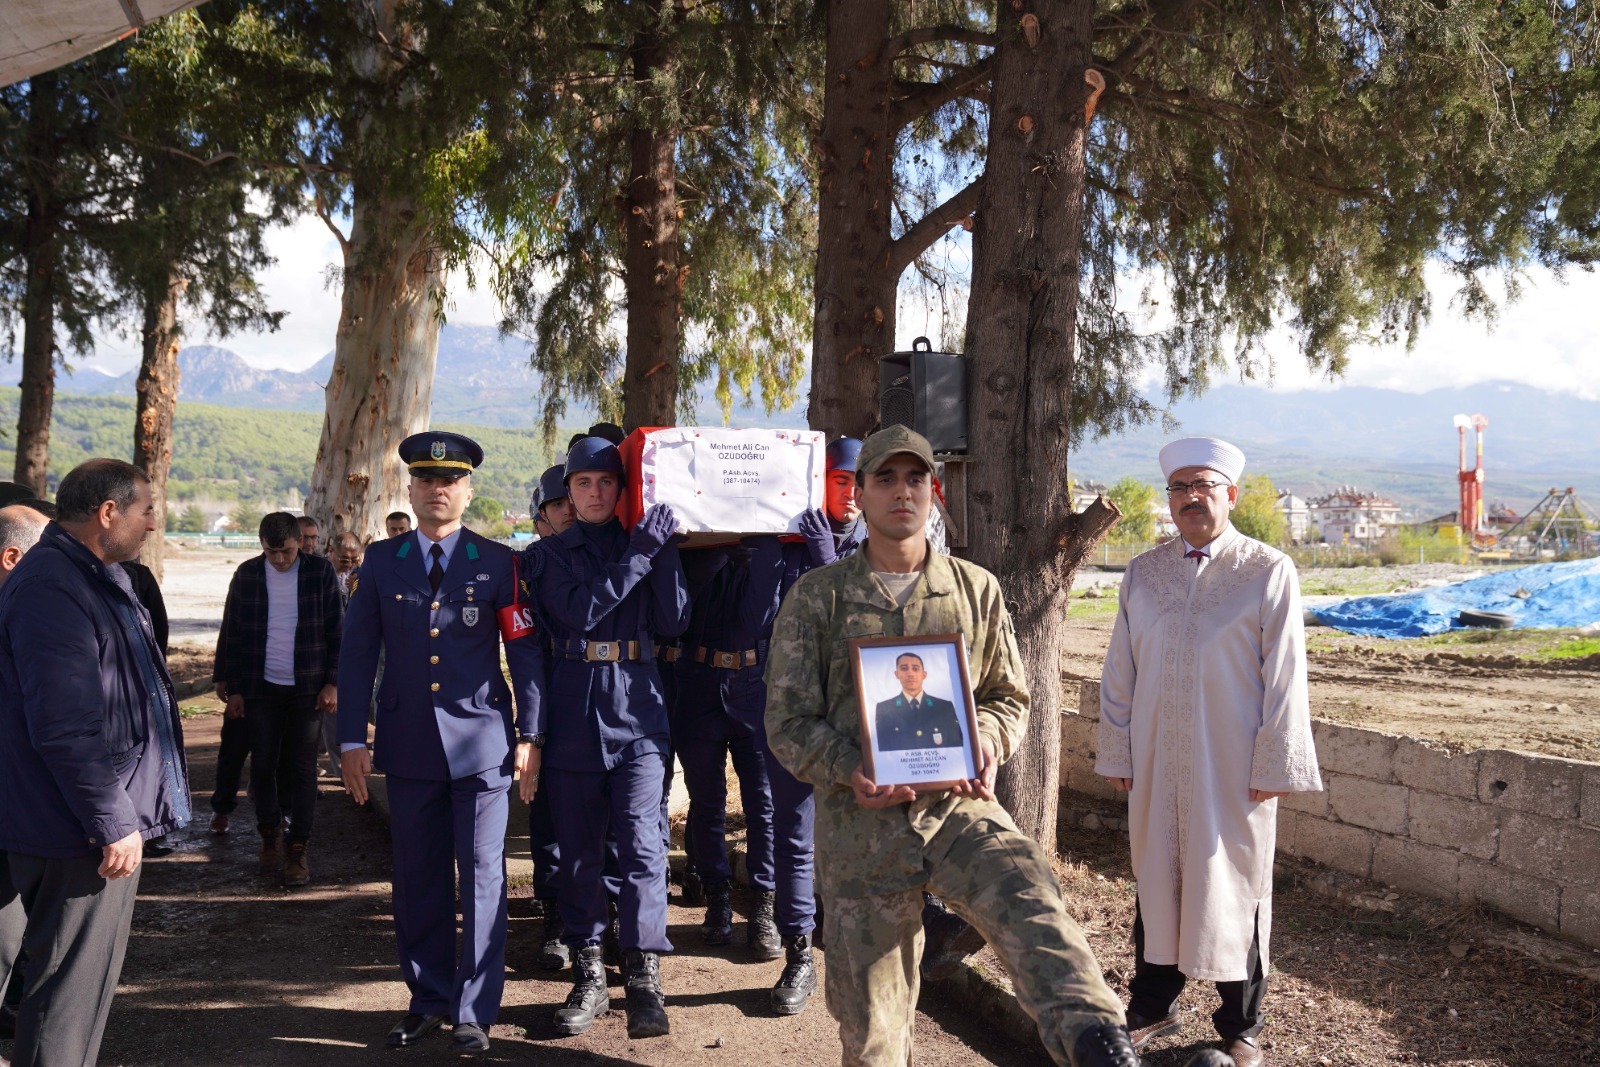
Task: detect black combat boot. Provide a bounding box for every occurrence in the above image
[553,945,609,1036]
[681,869,705,906]
[770,933,817,1016]
[747,890,782,960]
[702,881,733,945]
[602,898,622,969]
[537,900,570,970]
[622,949,670,1038]
[919,892,986,980]
[1072,1022,1143,1067]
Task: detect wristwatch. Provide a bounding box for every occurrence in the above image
[525,733,547,749]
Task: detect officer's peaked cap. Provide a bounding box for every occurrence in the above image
[400,431,483,480]
[563,436,625,485]
[825,437,863,474]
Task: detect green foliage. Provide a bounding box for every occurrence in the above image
[177,503,207,532]
[465,495,509,538]
[1232,474,1287,545]
[230,501,264,534]
[1106,476,1159,543]
[0,389,567,511]
[1074,1,1600,443]
[1379,526,1464,565]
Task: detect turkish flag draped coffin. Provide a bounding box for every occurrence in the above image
[618,427,826,544]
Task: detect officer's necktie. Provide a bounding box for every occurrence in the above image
[428,543,445,594]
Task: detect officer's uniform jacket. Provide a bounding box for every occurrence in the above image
[337,527,543,780]
[873,692,965,751]
[532,518,690,772]
[764,543,1028,898]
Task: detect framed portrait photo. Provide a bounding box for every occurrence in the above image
[849,634,981,792]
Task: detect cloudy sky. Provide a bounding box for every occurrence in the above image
[82,214,1597,401]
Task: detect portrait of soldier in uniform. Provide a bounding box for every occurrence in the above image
[873,652,966,751]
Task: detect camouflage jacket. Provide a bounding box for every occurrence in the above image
[763,543,1030,897]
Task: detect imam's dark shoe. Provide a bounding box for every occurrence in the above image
[1222,1036,1266,1067]
[451,1022,489,1054]
[622,950,669,1039]
[553,946,609,1036]
[702,881,733,945]
[919,894,985,981]
[385,1012,445,1048]
[537,903,571,970]
[770,933,817,1016]
[1072,1022,1143,1067]
[1124,1009,1181,1050]
[747,890,782,960]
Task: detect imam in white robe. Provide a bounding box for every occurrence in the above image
[1095,524,1322,982]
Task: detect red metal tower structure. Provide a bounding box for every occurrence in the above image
[1453,413,1487,543]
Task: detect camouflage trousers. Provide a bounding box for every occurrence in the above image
[821,809,1124,1066]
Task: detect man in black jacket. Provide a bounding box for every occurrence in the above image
[214,512,342,885]
[0,459,189,1067]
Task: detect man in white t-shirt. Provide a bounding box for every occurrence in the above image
[214,512,343,885]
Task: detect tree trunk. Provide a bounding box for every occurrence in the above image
[133,268,186,580]
[307,190,442,544]
[620,11,682,431]
[13,73,61,497]
[808,0,896,440]
[962,0,1116,851]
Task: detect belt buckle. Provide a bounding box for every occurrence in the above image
[714,651,738,669]
[592,641,613,662]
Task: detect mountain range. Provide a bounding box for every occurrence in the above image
[9,324,1595,515]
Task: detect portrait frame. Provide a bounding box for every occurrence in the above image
[849,633,981,792]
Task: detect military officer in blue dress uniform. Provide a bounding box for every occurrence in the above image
[873,652,967,751]
[527,436,689,1040]
[338,431,544,1055]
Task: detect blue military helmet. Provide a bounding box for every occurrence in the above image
[826,436,864,473]
[563,435,625,486]
[532,464,568,515]
[399,430,483,480]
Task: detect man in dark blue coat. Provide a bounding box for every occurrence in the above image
[338,432,543,1055]
[528,436,689,1040]
[0,459,189,1067]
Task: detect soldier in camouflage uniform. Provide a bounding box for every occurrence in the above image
[764,426,1222,1067]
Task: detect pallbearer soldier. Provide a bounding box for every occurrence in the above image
[765,426,1226,1067]
[338,431,544,1055]
[529,436,689,1039]
[674,499,835,1013]
[524,464,573,969]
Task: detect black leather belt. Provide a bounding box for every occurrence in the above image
[692,645,760,670]
[556,638,650,663]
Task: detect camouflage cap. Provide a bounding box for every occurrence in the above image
[857,425,935,476]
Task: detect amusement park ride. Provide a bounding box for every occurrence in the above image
[1454,412,1599,558]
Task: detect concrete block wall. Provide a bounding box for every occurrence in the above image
[1068,681,1600,949]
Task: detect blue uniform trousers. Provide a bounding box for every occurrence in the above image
[678,719,775,893]
[547,753,671,953]
[758,723,816,937]
[528,784,561,902]
[386,769,510,1026]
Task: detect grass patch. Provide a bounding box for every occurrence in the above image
[1540,637,1600,660]
[178,704,212,720]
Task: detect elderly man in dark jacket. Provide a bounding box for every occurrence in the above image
[0,459,190,1067]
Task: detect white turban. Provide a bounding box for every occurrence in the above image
[1158,437,1246,483]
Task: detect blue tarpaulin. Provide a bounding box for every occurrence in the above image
[1310,557,1600,638]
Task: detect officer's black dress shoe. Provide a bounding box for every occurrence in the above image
[386,1012,445,1048]
[452,1022,489,1054]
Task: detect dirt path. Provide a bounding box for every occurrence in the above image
[90,710,1050,1067]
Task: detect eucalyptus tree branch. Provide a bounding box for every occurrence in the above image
[883,25,998,61]
[891,54,995,130]
[887,177,982,277]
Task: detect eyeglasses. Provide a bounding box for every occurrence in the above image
[1166,479,1229,496]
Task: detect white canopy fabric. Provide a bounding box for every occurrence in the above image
[1,0,207,87]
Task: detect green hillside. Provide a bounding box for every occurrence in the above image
[0,389,571,510]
